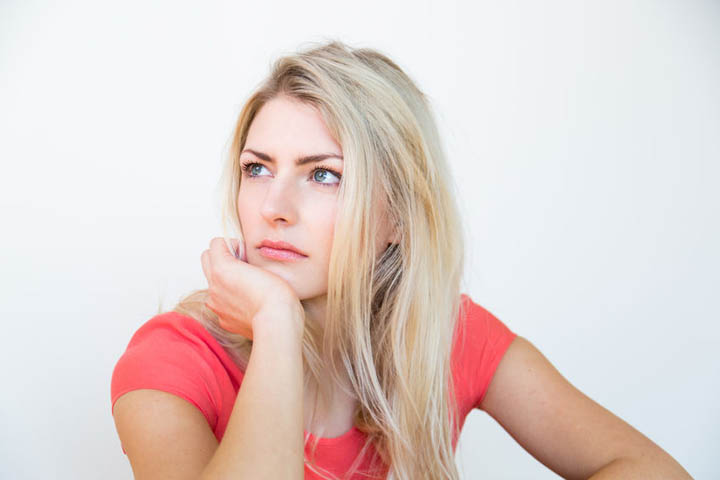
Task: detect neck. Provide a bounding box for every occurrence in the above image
[300,293,327,328]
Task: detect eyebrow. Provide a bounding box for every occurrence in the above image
[241,149,344,166]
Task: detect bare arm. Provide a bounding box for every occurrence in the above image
[479,336,692,479]
[113,303,306,479]
[201,303,306,479]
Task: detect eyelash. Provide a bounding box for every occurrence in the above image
[240,161,342,186]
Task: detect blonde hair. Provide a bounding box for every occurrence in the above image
[172,39,468,479]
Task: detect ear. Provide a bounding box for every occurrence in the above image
[386,224,400,246]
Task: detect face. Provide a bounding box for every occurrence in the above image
[237,95,398,307]
[237,95,345,303]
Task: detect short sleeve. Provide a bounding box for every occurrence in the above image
[458,294,518,410]
[110,313,221,453]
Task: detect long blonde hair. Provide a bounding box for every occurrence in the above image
[172,39,467,480]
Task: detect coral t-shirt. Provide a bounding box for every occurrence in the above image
[110,293,517,478]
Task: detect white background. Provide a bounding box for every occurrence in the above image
[1,1,717,478]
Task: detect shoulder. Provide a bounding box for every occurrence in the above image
[112,311,235,385]
[125,311,214,347]
[117,311,238,369]
[456,293,517,350]
[453,293,519,408]
[115,312,219,375]
[110,311,233,426]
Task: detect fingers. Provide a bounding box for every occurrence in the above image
[207,238,229,265]
[209,237,245,262]
[201,249,210,282]
[204,237,247,281]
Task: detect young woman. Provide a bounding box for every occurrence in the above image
[110,40,691,479]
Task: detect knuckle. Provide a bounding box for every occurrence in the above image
[215,265,230,285]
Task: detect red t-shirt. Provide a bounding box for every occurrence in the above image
[110,293,517,478]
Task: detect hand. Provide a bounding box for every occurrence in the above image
[200,237,301,340]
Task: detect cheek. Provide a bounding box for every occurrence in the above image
[312,204,337,250]
[237,189,251,220]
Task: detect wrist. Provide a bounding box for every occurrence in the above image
[252,301,305,341]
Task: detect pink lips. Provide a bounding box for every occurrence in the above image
[257,239,307,261]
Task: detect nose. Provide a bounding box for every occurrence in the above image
[259,175,299,225]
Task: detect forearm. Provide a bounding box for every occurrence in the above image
[587,454,693,479]
[201,304,306,480]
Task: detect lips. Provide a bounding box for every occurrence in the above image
[257,239,308,257]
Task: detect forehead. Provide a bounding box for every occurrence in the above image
[245,96,342,156]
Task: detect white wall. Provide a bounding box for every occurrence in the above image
[1,0,717,478]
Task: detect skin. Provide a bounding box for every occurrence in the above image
[480,337,692,478]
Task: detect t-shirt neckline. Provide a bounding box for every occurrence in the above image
[305,424,362,445]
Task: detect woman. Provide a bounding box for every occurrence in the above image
[110,40,691,479]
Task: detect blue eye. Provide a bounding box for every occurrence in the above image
[241,161,342,187]
[312,168,341,185]
[247,163,267,176]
